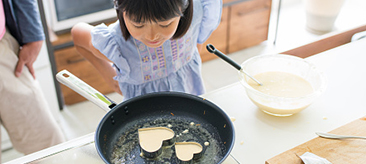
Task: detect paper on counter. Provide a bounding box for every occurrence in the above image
[300,152,332,164]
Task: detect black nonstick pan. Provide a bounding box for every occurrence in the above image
[56,70,235,164]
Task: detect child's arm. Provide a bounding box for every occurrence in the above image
[197,44,203,53]
[71,22,122,95]
[71,22,111,62]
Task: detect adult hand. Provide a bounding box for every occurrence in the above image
[15,40,43,79]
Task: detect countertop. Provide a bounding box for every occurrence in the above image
[5,38,366,164]
[202,38,366,163]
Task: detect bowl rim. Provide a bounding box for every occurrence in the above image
[238,54,328,100]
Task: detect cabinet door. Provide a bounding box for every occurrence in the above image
[228,0,271,53]
[200,7,229,62]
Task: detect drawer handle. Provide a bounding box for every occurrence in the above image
[237,7,269,16]
[67,58,86,64]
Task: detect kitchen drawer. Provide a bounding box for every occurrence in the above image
[228,0,271,53]
[54,47,115,105]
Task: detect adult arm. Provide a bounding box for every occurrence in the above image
[12,0,45,78]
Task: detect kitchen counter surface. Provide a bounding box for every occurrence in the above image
[205,38,366,163]
[5,38,366,163]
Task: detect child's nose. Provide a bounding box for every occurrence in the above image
[145,27,159,41]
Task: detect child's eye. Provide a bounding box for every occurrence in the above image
[134,25,144,28]
[160,23,171,28]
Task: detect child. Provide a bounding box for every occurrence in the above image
[71,0,222,100]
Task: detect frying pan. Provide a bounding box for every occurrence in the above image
[56,70,235,163]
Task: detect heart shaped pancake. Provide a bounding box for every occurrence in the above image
[175,142,203,161]
[138,127,175,158]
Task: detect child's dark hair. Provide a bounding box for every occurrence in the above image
[114,0,193,40]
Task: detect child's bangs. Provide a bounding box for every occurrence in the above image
[122,0,184,23]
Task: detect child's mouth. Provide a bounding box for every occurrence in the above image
[147,40,160,45]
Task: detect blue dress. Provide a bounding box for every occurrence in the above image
[91,0,222,100]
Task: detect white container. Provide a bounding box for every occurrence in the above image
[304,0,345,34]
[239,54,327,116]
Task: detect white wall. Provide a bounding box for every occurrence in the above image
[34,42,61,120]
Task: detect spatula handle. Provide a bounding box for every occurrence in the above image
[206,44,242,71]
[206,44,263,86]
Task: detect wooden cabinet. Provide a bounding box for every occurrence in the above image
[53,43,115,105]
[53,0,271,105]
[201,0,271,61]
[228,0,271,52]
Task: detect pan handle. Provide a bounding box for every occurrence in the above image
[56,70,116,112]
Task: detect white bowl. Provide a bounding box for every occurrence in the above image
[239,54,327,116]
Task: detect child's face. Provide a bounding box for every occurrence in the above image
[123,12,181,48]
